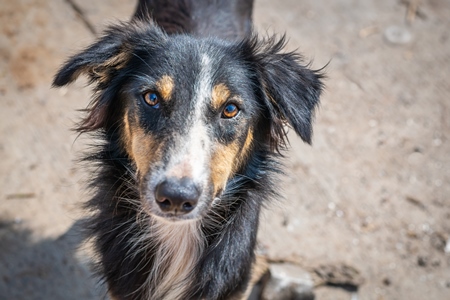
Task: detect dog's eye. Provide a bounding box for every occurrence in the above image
[143,92,160,108]
[222,103,239,119]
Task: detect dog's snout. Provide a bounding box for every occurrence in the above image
[155,177,200,214]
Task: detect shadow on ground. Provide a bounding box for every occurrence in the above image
[0,219,105,300]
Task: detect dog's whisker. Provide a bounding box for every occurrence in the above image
[131,53,157,74]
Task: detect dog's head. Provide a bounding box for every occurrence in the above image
[53,20,323,221]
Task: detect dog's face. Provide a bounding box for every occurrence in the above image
[120,38,260,220]
[53,21,323,221]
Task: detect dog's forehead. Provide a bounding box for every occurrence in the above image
[152,38,250,104]
[161,38,241,80]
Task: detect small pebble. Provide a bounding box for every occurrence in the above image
[384,26,413,45]
[430,232,446,251]
[417,256,428,267]
[433,138,442,146]
[445,238,450,254]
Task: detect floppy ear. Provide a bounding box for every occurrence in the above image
[52,25,133,89]
[53,20,165,132]
[253,36,324,147]
[52,26,134,132]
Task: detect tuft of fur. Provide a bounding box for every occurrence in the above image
[143,219,204,299]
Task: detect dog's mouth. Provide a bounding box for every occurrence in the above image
[142,196,213,222]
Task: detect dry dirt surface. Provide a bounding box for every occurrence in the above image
[1,0,449,299]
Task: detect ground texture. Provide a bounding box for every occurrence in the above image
[1,0,449,299]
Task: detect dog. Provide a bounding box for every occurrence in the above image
[53,0,323,299]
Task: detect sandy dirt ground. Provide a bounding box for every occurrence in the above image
[1,0,449,299]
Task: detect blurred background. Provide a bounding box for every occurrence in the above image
[1,0,449,299]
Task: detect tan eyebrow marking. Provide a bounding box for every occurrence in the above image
[156,75,175,100]
[121,109,162,177]
[211,83,231,110]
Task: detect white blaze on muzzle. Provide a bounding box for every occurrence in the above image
[160,52,214,193]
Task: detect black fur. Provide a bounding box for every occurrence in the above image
[133,0,253,40]
[53,0,323,299]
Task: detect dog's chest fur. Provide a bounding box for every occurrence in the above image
[143,220,204,299]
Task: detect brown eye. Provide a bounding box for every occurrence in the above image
[222,103,239,119]
[143,92,160,108]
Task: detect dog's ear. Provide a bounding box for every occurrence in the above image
[249,36,324,147]
[53,21,165,132]
[52,26,134,88]
[53,19,165,88]
[52,25,136,132]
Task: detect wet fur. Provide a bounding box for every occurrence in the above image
[53,0,324,299]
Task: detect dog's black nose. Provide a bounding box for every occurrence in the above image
[155,177,200,214]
